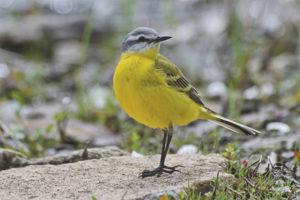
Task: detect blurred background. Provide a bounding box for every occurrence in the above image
[0,0,300,194]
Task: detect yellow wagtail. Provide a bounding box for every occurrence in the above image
[113,27,260,178]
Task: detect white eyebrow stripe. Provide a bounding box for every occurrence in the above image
[126,34,151,42]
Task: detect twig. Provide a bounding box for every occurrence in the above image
[82,141,90,160]
[211,171,220,199]
[243,156,261,172]
[0,121,6,146]
[56,118,77,145]
[292,164,298,180]
[267,157,274,168]
[263,162,271,177]
[243,176,257,189]
[57,118,68,143]
[253,155,262,174]
[226,186,243,198]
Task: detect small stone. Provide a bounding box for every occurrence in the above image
[106,146,121,151]
[53,41,81,65]
[268,152,277,165]
[244,86,259,100]
[281,151,294,159]
[269,54,297,79]
[206,81,227,98]
[187,121,218,138]
[88,86,110,109]
[61,96,71,105]
[261,83,274,97]
[50,0,74,15]
[272,186,291,194]
[241,132,300,151]
[266,122,290,134]
[44,148,57,157]
[275,180,284,186]
[0,101,19,121]
[65,120,122,147]
[199,8,228,36]
[177,144,198,154]
[258,163,268,174]
[131,151,143,157]
[20,113,122,147]
[0,62,10,78]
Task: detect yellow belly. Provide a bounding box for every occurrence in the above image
[113,54,200,129]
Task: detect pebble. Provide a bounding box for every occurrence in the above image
[281,151,294,159]
[258,163,268,174]
[261,83,274,97]
[206,81,227,98]
[199,8,228,36]
[268,151,277,165]
[243,86,259,100]
[0,62,10,78]
[177,144,198,154]
[0,101,19,121]
[88,86,110,109]
[266,122,290,134]
[275,180,284,186]
[131,151,143,157]
[272,186,291,194]
[62,96,71,105]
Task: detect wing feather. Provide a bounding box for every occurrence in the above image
[154,54,204,106]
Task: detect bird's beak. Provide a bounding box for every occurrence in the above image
[153,36,172,43]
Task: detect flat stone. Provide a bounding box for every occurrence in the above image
[241,132,300,151]
[15,102,121,147]
[0,154,233,200]
[29,147,129,165]
[0,147,129,170]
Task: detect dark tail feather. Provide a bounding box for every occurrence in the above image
[209,114,261,135]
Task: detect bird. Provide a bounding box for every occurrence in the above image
[113,27,260,178]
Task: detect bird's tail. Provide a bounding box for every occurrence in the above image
[205,109,260,135]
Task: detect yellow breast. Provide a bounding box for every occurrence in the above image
[113,50,200,129]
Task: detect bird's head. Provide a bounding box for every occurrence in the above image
[121,27,171,54]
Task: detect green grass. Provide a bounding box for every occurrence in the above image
[161,145,299,199]
[3,123,58,158]
[1,3,299,199]
[74,13,95,122]
[227,11,256,119]
[121,0,136,27]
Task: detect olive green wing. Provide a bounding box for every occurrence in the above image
[154,54,204,106]
[154,56,261,135]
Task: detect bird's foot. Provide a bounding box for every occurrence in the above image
[141,165,183,178]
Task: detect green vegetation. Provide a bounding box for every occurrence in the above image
[159,145,299,199]
[0,1,299,199]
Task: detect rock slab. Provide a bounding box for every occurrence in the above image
[0,154,234,200]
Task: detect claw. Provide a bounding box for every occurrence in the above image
[163,165,184,170]
[141,165,184,178]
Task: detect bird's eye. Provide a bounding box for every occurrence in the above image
[138,36,147,42]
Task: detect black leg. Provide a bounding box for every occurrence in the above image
[141,125,183,178]
[160,126,173,165]
[159,129,168,166]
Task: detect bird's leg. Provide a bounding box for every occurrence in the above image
[141,125,183,178]
[160,126,183,170]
